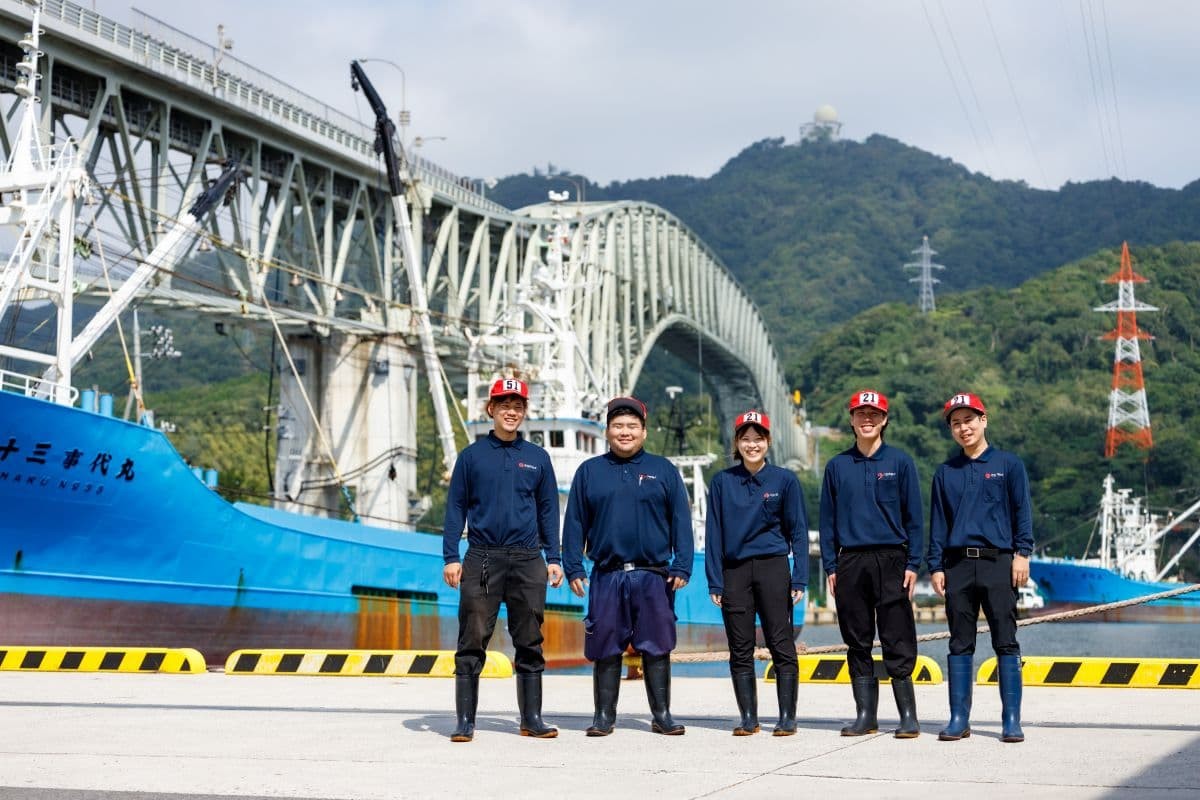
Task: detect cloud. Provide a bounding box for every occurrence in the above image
[106,1,1200,189]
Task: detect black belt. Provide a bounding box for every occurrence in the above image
[949,547,1008,559]
[600,561,666,574]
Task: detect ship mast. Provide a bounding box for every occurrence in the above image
[1,3,233,406]
[351,60,458,478]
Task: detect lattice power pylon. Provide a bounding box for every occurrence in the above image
[1095,242,1157,458]
[904,235,944,313]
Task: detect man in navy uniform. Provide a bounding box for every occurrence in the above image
[442,377,563,742]
[563,396,694,736]
[928,391,1033,744]
[819,389,923,739]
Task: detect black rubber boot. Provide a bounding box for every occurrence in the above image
[772,666,798,736]
[891,677,920,739]
[586,656,622,736]
[840,676,879,736]
[642,654,685,735]
[450,673,479,742]
[730,671,760,735]
[516,672,558,739]
[998,655,1025,743]
[939,654,973,741]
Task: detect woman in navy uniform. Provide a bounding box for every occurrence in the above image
[563,396,694,736]
[706,410,809,736]
[442,378,563,742]
[928,392,1033,743]
[819,389,923,739]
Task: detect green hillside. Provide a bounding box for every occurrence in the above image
[492,136,1200,367]
[792,241,1200,575]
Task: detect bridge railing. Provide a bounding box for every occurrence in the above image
[23,0,510,214]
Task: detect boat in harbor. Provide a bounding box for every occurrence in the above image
[0,20,740,668]
[1030,475,1200,621]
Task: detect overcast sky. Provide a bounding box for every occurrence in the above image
[100,1,1200,191]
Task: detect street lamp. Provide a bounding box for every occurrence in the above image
[357,57,409,147]
[546,174,585,204]
[213,23,234,93]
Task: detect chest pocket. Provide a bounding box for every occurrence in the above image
[875,477,899,503]
[514,464,541,496]
[635,474,667,505]
[984,480,1003,503]
[760,494,782,521]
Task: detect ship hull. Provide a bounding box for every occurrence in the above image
[1030,557,1200,622]
[0,391,760,667]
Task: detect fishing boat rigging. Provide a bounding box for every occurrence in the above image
[351,59,458,480]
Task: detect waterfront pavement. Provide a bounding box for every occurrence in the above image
[0,671,1196,800]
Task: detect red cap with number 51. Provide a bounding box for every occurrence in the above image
[489,378,529,399]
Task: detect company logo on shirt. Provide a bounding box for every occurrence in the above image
[638,473,658,486]
[985,471,1004,480]
[876,471,897,480]
[516,461,540,471]
[762,491,780,500]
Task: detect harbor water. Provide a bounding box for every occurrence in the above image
[627,620,1200,678]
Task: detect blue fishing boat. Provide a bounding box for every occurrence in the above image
[1030,475,1200,621]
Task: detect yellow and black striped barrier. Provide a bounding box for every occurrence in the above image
[0,646,205,673]
[224,649,513,678]
[765,654,942,685]
[978,656,1200,689]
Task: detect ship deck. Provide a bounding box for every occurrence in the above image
[0,671,1195,798]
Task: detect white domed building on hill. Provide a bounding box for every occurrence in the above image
[799,105,842,143]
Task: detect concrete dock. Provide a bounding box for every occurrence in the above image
[0,671,1196,799]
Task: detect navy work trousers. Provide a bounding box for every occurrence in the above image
[455,546,547,676]
[944,551,1020,657]
[720,555,797,674]
[834,547,917,680]
[584,568,677,661]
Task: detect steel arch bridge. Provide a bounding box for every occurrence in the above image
[0,0,807,524]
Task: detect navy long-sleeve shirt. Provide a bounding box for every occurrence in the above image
[561,448,694,582]
[705,462,809,593]
[927,445,1034,572]
[441,432,560,565]
[819,442,924,576]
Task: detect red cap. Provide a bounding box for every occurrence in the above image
[848,389,888,414]
[734,409,770,434]
[943,392,986,421]
[606,396,647,422]
[489,378,528,400]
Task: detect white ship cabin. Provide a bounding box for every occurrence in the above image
[464,379,606,502]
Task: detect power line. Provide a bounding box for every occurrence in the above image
[921,0,993,175]
[1098,0,1130,178]
[980,1,1050,187]
[1079,0,1118,179]
[938,1,999,156]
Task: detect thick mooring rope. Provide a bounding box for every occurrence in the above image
[670,582,1200,664]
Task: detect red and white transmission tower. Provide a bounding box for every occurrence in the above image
[1095,242,1157,458]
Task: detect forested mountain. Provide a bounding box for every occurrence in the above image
[491,135,1200,367]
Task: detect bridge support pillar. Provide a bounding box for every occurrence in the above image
[273,332,421,529]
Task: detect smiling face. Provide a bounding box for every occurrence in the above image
[488,395,527,440]
[605,411,647,458]
[735,425,770,470]
[849,406,887,446]
[948,408,988,455]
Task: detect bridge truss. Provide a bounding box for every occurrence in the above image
[0,0,807,526]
